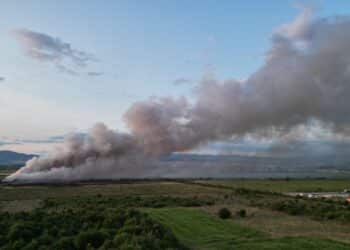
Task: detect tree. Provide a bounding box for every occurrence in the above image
[218,208,231,219]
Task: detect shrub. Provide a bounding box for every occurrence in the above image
[53,237,76,250]
[0,205,188,249]
[75,230,108,249]
[218,208,231,219]
[237,209,247,218]
[7,222,40,242]
[22,239,39,250]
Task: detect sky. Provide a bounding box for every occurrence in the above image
[1,0,350,154]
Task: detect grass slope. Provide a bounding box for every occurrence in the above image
[146,208,350,250]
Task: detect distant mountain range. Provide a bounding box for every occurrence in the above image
[0,151,37,166]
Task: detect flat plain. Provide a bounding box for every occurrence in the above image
[1,171,350,249]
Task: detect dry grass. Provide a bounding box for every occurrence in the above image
[0,199,41,212]
[202,204,350,244]
[0,181,230,201]
[196,179,350,193]
[0,169,14,181]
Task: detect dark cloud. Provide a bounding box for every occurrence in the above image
[0,77,5,82]
[173,78,192,85]
[87,71,103,77]
[13,28,96,75]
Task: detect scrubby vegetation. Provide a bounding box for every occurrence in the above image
[0,208,188,250]
[42,195,215,210]
[270,198,350,221]
[218,207,231,219]
[1,179,350,249]
[189,181,350,223]
[236,209,247,218]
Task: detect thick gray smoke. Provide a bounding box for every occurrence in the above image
[5,123,157,182]
[5,8,350,182]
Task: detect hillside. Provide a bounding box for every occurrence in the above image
[0,150,37,166]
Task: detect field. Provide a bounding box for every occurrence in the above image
[146,208,350,250]
[1,175,350,249]
[0,169,15,182]
[195,179,350,193]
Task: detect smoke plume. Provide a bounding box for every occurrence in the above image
[6,8,350,182]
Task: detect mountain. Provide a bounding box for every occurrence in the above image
[0,151,37,166]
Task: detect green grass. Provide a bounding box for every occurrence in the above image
[146,207,264,250]
[195,179,350,193]
[237,237,350,250]
[146,208,350,250]
[205,205,350,244]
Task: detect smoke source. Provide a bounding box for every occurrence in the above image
[5,8,350,182]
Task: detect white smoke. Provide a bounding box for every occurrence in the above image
[5,8,350,182]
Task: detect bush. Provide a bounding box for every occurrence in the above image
[7,222,40,242]
[75,230,108,249]
[237,209,247,218]
[269,198,350,222]
[22,239,39,250]
[53,237,76,250]
[218,208,231,219]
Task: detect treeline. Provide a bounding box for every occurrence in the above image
[0,208,188,250]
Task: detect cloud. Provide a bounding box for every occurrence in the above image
[0,134,65,146]
[0,77,5,82]
[87,71,103,77]
[12,28,96,74]
[16,135,65,144]
[0,134,87,155]
[173,77,192,85]
[0,85,95,140]
[0,142,62,155]
[0,140,20,146]
[56,64,78,76]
